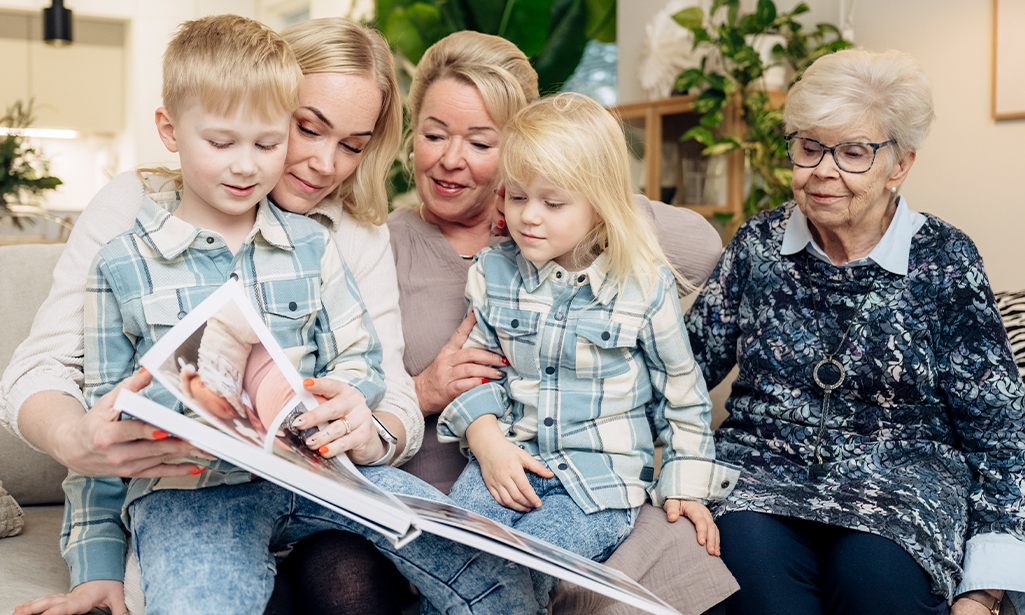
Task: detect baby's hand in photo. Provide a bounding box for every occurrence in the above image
[665,498,720,556]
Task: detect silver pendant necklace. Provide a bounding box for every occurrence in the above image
[808,283,873,469]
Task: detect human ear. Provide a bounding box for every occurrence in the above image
[154,107,179,154]
[887,150,916,191]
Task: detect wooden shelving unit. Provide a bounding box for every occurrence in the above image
[609,92,786,232]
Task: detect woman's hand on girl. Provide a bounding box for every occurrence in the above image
[296,378,387,465]
[665,498,721,556]
[412,312,508,416]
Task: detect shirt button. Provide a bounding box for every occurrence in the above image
[721,480,731,489]
[518,444,525,450]
[577,275,585,283]
[229,273,239,281]
[601,331,611,341]
[545,366,555,375]
[555,271,563,279]
[177,310,187,320]
[206,236,214,244]
[558,463,568,470]
[288,301,298,311]
[510,319,519,328]
[544,417,554,427]
[554,311,564,321]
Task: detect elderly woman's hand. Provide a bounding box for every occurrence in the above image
[412,312,508,416]
[293,377,388,465]
[951,591,1005,615]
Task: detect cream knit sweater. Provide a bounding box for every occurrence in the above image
[0,171,423,464]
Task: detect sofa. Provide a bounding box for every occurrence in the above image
[1,241,1021,614]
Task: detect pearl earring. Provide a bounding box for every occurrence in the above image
[891,187,897,194]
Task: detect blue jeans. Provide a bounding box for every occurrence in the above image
[448,459,637,607]
[129,465,543,615]
[718,512,949,615]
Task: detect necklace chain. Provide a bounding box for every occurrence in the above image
[418,204,476,259]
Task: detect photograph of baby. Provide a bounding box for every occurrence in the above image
[155,299,305,449]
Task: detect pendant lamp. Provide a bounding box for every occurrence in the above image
[44,0,73,47]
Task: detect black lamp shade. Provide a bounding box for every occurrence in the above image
[44,0,73,47]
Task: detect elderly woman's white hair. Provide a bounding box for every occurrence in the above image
[784,48,935,165]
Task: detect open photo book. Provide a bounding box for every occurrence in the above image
[113,281,682,615]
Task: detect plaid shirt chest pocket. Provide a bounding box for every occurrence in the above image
[138,285,222,339]
[574,317,641,383]
[488,306,542,379]
[257,277,321,345]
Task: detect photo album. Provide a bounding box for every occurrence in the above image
[114,280,682,615]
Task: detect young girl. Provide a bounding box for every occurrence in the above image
[438,92,741,605]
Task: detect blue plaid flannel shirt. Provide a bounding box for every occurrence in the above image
[62,192,385,587]
[438,241,740,514]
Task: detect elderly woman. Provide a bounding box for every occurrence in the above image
[685,48,1025,615]
[388,31,738,614]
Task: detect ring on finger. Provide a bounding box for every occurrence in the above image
[341,417,352,435]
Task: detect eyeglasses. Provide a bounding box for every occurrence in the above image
[785,134,896,174]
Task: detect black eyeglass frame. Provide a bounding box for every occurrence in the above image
[785,133,896,174]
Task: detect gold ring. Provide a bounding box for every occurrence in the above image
[341,417,351,435]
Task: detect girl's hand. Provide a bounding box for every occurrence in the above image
[294,378,387,465]
[467,416,554,512]
[13,579,127,615]
[665,498,720,556]
[43,371,200,478]
[412,312,507,416]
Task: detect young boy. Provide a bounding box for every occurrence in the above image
[59,15,540,615]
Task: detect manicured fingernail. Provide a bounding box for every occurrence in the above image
[496,219,505,228]
[139,367,147,375]
[292,417,305,428]
[318,446,330,455]
[481,378,489,384]
[501,357,509,365]
[152,430,169,440]
[303,378,314,387]
[189,467,205,475]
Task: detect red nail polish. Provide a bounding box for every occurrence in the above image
[152,430,169,440]
[189,467,205,475]
[319,446,330,455]
[501,357,509,365]
[481,378,489,384]
[496,219,505,228]
[303,378,314,387]
[139,367,148,375]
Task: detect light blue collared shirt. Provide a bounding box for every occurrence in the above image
[782,196,1025,609]
[781,196,925,275]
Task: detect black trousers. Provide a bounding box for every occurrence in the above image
[718,511,949,615]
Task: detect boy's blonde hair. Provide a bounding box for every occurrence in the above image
[281,18,401,225]
[500,93,692,294]
[403,31,538,177]
[162,14,301,122]
[139,15,301,193]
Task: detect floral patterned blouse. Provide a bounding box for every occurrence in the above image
[685,203,1025,599]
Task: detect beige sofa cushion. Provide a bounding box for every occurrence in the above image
[0,478,25,537]
[0,243,69,506]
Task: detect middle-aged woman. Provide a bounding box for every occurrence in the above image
[3,17,521,615]
[685,48,1025,615]
[386,30,739,614]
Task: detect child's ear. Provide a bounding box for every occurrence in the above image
[154,107,179,153]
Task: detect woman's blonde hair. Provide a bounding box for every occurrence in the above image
[402,31,539,176]
[281,18,401,225]
[785,48,935,166]
[141,17,401,226]
[500,93,692,295]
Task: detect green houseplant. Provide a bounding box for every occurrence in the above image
[0,99,63,228]
[672,0,849,224]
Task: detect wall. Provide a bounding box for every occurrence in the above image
[619,0,1025,291]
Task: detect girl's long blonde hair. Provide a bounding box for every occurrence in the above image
[140,17,401,226]
[500,93,693,295]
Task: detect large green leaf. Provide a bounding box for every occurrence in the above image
[755,0,776,26]
[672,7,704,30]
[383,3,448,64]
[531,0,588,94]
[585,0,616,42]
[499,0,554,57]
